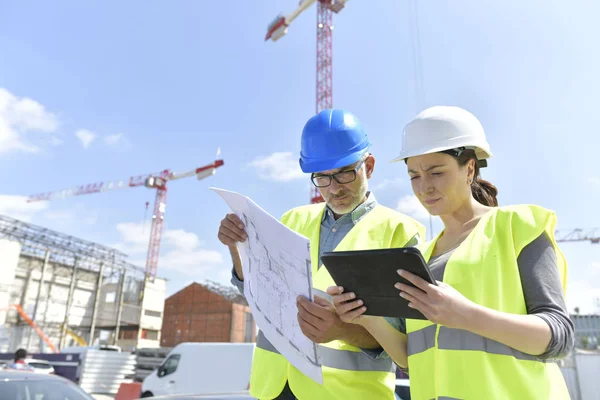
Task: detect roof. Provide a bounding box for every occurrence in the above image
[169,281,247,305]
[0,370,64,381]
[202,280,247,304]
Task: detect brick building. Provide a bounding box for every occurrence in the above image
[160,281,256,347]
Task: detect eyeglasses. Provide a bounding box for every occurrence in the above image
[311,157,367,188]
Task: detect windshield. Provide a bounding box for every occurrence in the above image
[0,379,93,400]
[27,362,53,369]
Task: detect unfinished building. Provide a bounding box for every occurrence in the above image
[0,214,166,353]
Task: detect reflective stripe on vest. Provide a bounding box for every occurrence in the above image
[407,325,547,362]
[270,203,424,400]
[258,330,394,373]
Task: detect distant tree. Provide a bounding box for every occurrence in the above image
[581,336,590,349]
[574,307,580,315]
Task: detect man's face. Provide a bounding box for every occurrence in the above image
[313,154,375,216]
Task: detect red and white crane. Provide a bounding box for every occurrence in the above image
[555,228,600,244]
[265,0,348,204]
[27,158,225,280]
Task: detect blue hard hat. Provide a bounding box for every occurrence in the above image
[299,109,371,173]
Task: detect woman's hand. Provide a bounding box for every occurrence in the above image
[326,286,373,325]
[396,269,477,329]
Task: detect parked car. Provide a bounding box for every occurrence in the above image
[141,343,255,398]
[24,358,56,375]
[61,344,122,353]
[395,378,411,400]
[0,369,94,399]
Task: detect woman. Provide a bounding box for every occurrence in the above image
[328,106,574,399]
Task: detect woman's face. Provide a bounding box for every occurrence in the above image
[406,152,474,216]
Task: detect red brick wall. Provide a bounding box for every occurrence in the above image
[160,283,236,347]
[230,303,256,343]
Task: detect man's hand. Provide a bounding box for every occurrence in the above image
[217,213,247,280]
[217,213,247,248]
[297,295,346,344]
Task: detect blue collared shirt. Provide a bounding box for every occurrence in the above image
[231,192,379,291]
[318,191,378,268]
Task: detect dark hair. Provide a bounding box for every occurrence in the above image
[14,348,27,361]
[450,149,498,207]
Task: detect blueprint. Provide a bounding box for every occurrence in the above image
[210,188,322,384]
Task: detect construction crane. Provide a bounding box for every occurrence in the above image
[265,0,348,204]
[555,228,600,244]
[27,158,225,280]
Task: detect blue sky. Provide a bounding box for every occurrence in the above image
[1,0,599,313]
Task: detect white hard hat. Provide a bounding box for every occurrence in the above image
[391,106,492,163]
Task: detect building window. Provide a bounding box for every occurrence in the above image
[105,292,116,303]
[119,330,137,340]
[144,309,162,318]
[141,329,159,340]
[244,312,254,342]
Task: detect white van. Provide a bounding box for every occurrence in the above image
[141,342,255,398]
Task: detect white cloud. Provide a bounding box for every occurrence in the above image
[163,229,203,251]
[114,222,150,254]
[43,204,97,226]
[104,133,126,146]
[373,177,403,191]
[589,177,600,186]
[75,129,96,149]
[396,195,431,221]
[160,248,223,273]
[248,152,305,182]
[0,195,48,222]
[0,87,59,155]
[114,222,223,275]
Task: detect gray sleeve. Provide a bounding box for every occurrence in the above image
[518,233,574,359]
[230,267,245,296]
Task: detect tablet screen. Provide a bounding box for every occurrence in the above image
[321,248,435,319]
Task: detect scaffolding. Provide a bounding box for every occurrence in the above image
[0,214,144,273]
[0,213,154,352]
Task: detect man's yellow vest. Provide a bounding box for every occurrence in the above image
[406,205,571,400]
[249,203,425,400]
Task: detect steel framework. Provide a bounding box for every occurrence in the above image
[0,214,144,274]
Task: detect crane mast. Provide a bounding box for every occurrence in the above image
[265,0,348,204]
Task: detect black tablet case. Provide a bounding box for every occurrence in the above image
[321,248,436,320]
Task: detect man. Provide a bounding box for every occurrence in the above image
[218,109,424,400]
[6,348,34,372]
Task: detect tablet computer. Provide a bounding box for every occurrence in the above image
[320,247,436,320]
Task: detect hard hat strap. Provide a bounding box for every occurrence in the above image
[442,147,488,169]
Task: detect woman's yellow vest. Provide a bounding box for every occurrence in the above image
[406,205,571,400]
[249,202,425,400]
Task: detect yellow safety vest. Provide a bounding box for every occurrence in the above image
[406,205,570,400]
[250,203,425,400]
